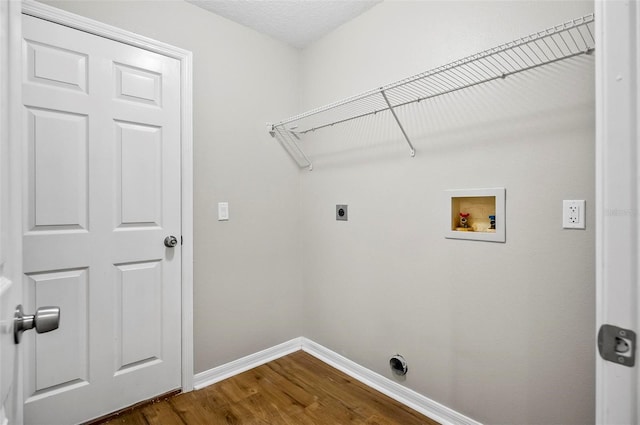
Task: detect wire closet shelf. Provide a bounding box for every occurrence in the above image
[268,13,595,170]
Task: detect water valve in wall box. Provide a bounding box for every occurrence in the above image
[445,188,506,243]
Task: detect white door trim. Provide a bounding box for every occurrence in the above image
[2,1,23,291]
[1,1,24,424]
[20,0,194,393]
[595,0,639,423]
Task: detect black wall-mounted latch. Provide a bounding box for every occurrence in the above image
[598,324,636,367]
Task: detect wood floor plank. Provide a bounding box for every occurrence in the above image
[237,366,306,415]
[100,409,148,425]
[300,393,368,424]
[167,392,229,424]
[269,353,406,423]
[278,352,433,425]
[253,362,319,408]
[138,400,186,425]
[93,351,439,425]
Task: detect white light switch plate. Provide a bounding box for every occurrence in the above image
[218,202,229,221]
[563,200,585,229]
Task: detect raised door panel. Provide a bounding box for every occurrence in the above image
[114,63,161,107]
[24,40,87,93]
[114,261,162,374]
[26,107,88,231]
[115,121,162,228]
[24,269,89,400]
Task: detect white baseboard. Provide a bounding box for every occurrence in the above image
[300,338,481,425]
[193,336,481,425]
[193,337,303,389]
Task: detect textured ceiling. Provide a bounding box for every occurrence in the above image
[185,0,382,49]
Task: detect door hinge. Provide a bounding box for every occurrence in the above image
[181,235,183,246]
[598,324,636,367]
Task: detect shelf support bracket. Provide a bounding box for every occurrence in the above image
[380,89,415,157]
[268,123,313,171]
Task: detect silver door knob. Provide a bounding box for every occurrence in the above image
[14,304,60,344]
[164,235,178,248]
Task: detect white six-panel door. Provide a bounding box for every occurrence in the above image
[22,14,182,424]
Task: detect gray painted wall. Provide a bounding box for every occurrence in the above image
[36,1,595,423]
[298,2,595,424]
[38,0,305,374]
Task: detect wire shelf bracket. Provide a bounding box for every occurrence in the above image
[268,13,595,170]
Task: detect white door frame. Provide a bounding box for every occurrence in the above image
[1,0,24,424]
[19,0,194,394]
[595,0,639,423]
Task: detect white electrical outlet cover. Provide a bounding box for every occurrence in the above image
[563,200,585,229]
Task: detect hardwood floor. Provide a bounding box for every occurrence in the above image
[96,351,439,424]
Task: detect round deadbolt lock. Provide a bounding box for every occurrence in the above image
[164,236,178,248]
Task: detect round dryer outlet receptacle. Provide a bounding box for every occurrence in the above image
[389,354,408,376]
[336,204,348,221]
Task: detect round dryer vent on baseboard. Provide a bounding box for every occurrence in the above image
[389,354,408,376]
